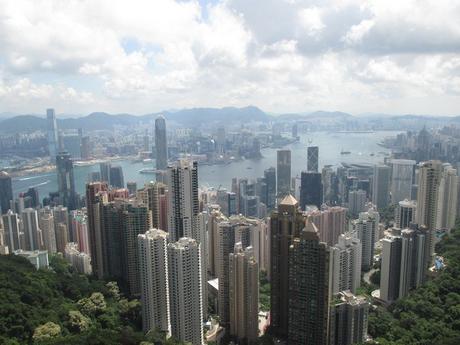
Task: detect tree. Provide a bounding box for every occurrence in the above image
[32,322,61,342]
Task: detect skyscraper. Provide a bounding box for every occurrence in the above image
[216,221,236,327]
[395,199,416,229]
[109,165,125,189]
[436,164,458,231]
[416,160,442,270]
[390,159,415,204]
[307,146,319,173]
[270,194,304,338]
[380,234,402,303]
[348,189,367,216]
[167,160,199,242]
[329,291,369,345]
[100,162,111,183]
[288,218,331,345]
[331,234,362,294]
[56,151,77,210]
[277,150,291,198]
[264,167,277,209]
[0,171,13,214]
[229,243,259,343]
[86,182,109,279]
[372,164,391,210]
[168,238,204,345]
[22,208,42,251]
[352,210,379,271]
[306,206,347,246]
[138,229,170,334]
[155,115,168,170]
[2,210,20,251]
[300,171,323,210]
[47,108,58,161]
[38,208,56,253]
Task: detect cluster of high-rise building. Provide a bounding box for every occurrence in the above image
[2,114,460,345]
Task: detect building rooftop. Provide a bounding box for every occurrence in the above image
[280,194,298,206]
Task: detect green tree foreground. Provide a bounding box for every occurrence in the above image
[0,254,186,345]
[367,220,460,345]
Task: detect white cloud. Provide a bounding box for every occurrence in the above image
[0,0,459,115]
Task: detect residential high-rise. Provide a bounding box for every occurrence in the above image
[300,171,323,210]
[38,208,56,253]
[229,243,259,343]
[331,234,362,294]
[138,229,170,334]
[307,146,319,172]
[56,151,77,210]
[0,171,13,214]
[216,221,236,327]
[168,238,204,345]
[70,210,90,254]
[436,164,458,231]
[55,222,69,253]
[288,218,331,345]
[47,108,59,161]
[2,210,20,251]
[348,190,367,216]
[139,181,168,231]
[416,160,442,270]
[380,234,402,303]
[270,194,304,338]
[122,202,149,296]
[329,291,369,345]
[167,160,199,242]
[372,164,391,210]
[155,115,168,170]
[306,206,347,246]
[206,207,227,277]
[390,159,415,204]
[64,243,92,275]
[22,208,41,251]
[109,165,125,188]
[395,199,416,229]
[352,210,379,271]
[86,182,109,279]
[277,150,291,198]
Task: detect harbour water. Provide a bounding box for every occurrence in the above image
[11,131,401,198]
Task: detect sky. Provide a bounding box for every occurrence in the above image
[0,0,459,116]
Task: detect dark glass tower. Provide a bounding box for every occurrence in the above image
[56,151,77,210]
[109,166,125,188]
[155,115,168,170]
[307,146,319,173]
[277,150,291,198]
[0,171,13,214]
[300,171,323,210]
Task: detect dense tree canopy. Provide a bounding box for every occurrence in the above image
[0,254,181,345]
[368,221,460,344]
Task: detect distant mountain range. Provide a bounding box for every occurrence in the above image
[0,106,459,133]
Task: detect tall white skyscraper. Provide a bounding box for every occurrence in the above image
[416,160,442,269]
[47,108,58,161]
[331,233,362,294]
[138,229,171,335]
[436,164,458,231]
[167,160,199,242]
[348,190,367,216]
[352,210,379,271]
[22,208,42,251]
[390,159,415,204]
[2,210,20,251]
[168,238,204,345]
[229,243,259,343]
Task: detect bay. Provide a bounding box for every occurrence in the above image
[12,131,400,199]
